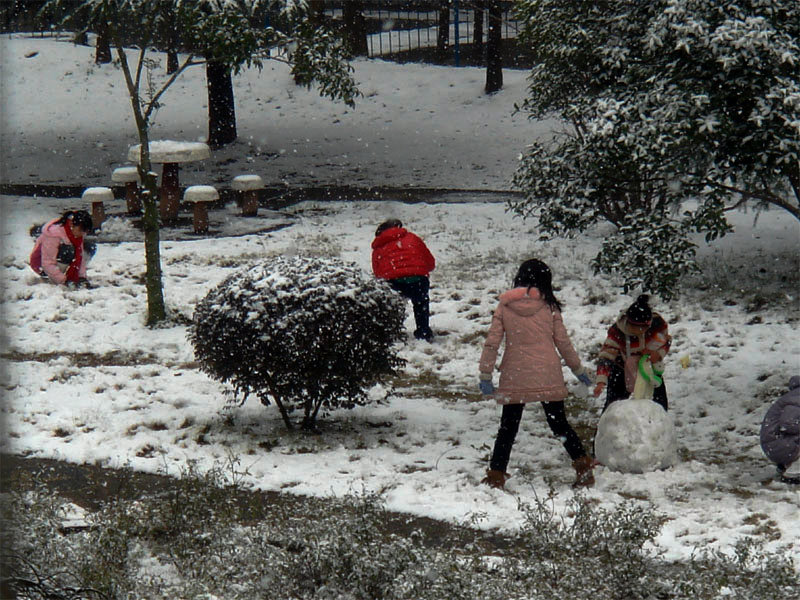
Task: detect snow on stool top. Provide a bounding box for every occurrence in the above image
[111,166,140,183]
[128,141,211,164]
[82,186,114,202]
[184,185,219,203]
[232,174,264,191]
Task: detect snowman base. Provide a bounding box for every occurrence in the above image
[595,398,677,473]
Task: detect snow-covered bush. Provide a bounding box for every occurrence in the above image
[189,256,406,430]
[5,477,798,600]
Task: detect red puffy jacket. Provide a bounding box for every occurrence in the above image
[371,227,435,280]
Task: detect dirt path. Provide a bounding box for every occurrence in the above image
[0,182,518,205]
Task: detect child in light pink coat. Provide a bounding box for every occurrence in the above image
[478,259,594,489]
[29,210,95,287]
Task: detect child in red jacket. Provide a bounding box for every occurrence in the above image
[371,219,435,341]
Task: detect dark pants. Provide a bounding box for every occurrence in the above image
[56,240,97,263]
[602,363,668,413]
[389,276,433,341]
[489,401,587,473]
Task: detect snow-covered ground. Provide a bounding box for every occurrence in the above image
[1,33,542,190]
[1,33,799,569]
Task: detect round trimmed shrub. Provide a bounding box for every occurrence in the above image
[189,256,407,430]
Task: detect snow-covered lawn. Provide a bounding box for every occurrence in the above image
[3,195,798,568]
[1,33,798,569]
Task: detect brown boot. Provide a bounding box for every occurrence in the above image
[572,456,596,488]
[481,469,509,489]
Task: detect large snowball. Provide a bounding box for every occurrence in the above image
[595,398,677,473]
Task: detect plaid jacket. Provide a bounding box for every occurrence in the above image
[596,313,671,390]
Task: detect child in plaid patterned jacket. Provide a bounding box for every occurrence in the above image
[593,295,672,412]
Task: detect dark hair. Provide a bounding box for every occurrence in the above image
[626,294,653,325]
[513,259,562,312]
[375,219,403,237]
[56,210,93,233]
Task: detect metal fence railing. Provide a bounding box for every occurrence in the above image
[2,0,521,63]
[321,2,519,61]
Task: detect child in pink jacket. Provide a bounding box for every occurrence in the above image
[478,259,594,489]
[29,210,95,287]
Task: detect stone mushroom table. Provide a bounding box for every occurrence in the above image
[127,141,210,223]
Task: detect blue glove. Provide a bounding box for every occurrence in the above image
[577,373,592,386]
[479,380,495,395]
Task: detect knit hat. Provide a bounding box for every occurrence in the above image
[626,294,653,326]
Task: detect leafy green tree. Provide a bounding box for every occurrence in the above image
[41,0,359,325]
[511,0,799,299]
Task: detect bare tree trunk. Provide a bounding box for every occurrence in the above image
[115,43,166,325]
[165,8,179,74]
[141,172,166,325]
[436,2,450,62]
[167,51,178,74]
[342,1,368,57]
[308,0,325,26]
[471,0,484,63]
[95,21,111,64]
[266,395,294,430]
[132,120,166,324]
[206,60,237,148]
[485,0,503,93]
[132,133,167,325]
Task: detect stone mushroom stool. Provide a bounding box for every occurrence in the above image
[112,166,143,215]
[82,186,114,230]
[128,141,210,223]
[184,185,219,234]
[232,174,264,217]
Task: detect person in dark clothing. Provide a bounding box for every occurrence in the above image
[371,219,436,341]
[760,376,800,485]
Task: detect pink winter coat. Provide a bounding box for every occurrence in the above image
[29,219,88,284]
[479,287,584,404]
